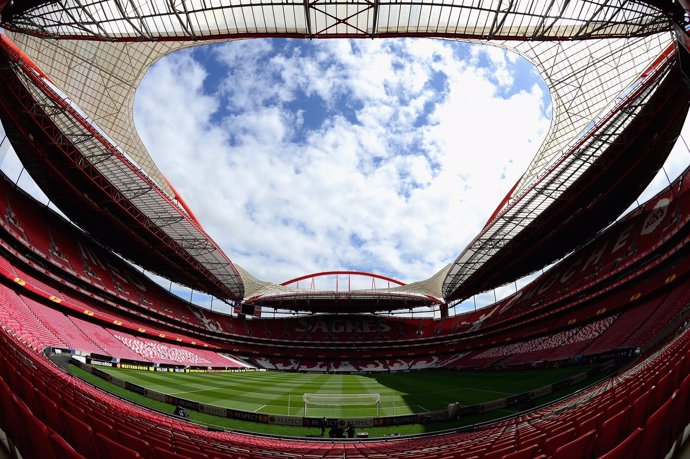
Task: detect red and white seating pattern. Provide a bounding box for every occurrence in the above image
[110,333,240,367]
[112,334,212,366]
[0,282,247,367]
[2,165,690,359]
[473,316,616,360]
[22,295,106,354]
[358,360,388,372]
[0,287,65,351]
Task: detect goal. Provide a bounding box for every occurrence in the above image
[303,393,381,417]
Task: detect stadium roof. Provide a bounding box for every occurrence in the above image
[241,268,449,312]
[0,0,684,311]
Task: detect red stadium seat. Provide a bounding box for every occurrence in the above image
[175,445,210,459]
[61,397,86,418]
[628,387,654,430]
[17,372,38,413]
[0,378,19,441]
[542,427,576,455]
[599,428,643,459]
[117,429,152,458]
[552,429,596,459]
[636,396,675,458]
[35,388,64,433]
[151,446,190,459]
[483,444,516,459]
[604,399,628,418]
[652,374,671,407]
[674,374,690,430]
[594,405,631,456]
[59,407,99,459]
[49,431,87,459]
[96,432,143,459]
[86,412,119,441]
[500,444,539,459]
[575,412,603,435]
[517,430,546,449]
[13,393,57,459]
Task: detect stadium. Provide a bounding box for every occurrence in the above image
[0,0,690,457]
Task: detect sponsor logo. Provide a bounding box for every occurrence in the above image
[641,198,669,236]
[199,404,228,417]
[267,416,304,426]
[295,318,392,334]
[479,399,506,412]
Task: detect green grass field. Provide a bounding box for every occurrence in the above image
[97,366,590,419]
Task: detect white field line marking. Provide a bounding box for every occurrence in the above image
[253,404,267,412]
[416,405,430,412]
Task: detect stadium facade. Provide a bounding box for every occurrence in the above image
[1,0,690,457]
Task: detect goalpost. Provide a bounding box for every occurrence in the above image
[303,393,381,417]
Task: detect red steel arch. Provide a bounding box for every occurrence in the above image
[280,271,406,290]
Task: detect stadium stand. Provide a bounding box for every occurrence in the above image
[0,58,687,455]
[5,207,683,371]
[1,312,690,458]
[0,0,689,455]
[111,333,244,367]
[3,157,690,370]
[0,286,64,351]
[3,213,690,374]
[0,282,248,367]
[472,316,616,361]
[23,295,105,354]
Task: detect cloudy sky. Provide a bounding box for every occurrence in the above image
[134,38,550,285]
[2,37,690,311]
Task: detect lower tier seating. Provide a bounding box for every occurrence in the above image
[1,317,689,458]
[0,283,248,368]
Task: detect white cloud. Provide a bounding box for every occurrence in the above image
[135,38,550,283]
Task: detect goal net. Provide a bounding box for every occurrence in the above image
[303,393,380,417]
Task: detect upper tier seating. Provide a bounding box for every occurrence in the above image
[1,162,690,368]
[473,171,690,331]
[4,166,690,351]
[0,174,218,332]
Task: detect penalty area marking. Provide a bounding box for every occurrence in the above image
[253,404,267,412]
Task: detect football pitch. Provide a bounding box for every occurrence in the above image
[98,366,590,419]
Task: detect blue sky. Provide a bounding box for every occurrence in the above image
[133,38,551,285]
[2,37,690,312]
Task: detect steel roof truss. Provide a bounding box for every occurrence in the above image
[167,0,197,40]
[442,56,670,298]
[146,215,185,230]
[113,0,154,39]
[9,62,244,300]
